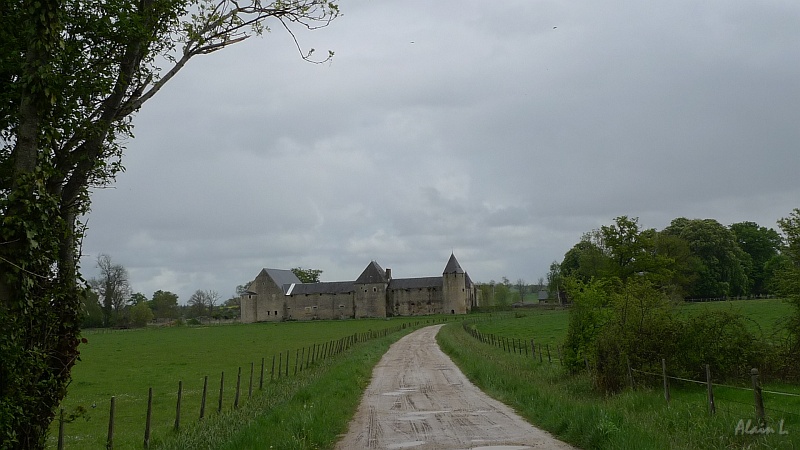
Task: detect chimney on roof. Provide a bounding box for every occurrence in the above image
[386,268,392,280]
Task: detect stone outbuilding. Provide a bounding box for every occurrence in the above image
[240,253,478,323]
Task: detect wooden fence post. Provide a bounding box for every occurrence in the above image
[271,355,275,381]
[706,364,715,415]
[546,344,551,363]
[106,396,115,450]
[260,358,265,390]
[530,339,535,358]
[294,349,299,375]
[751,368,765,422]
[144,387,153,448]
[249,362,254,399]
[278,353,282,379]
[234,367,241,409]
[174,380,182,431]
[538,344,543,363]
[285,350,290,377]
[662,359,670,404]
[200,376,208,419]
[218,371,224,413]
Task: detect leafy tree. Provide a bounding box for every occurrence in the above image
[149,290,178,320]
[730,221,783,296]
[129,302,154,327]
[129,292,148,306]
[546,261,565,304]
[235,283,252,296]
[775,208,800,371]
[493,283,511,310]
[88,254,131,327]
[599,216,648,278]
[0,1,339,447]
[561,239,608,281]
[291,267,323,283]
[663,218,749,298]
[80,289,104,328]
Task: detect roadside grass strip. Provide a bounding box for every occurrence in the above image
[154,330,408,449]
[438,322,800,450]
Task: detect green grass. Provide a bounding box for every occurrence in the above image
[474,298,792,348]
[155,329,406,449]
[678,299,793,339]
[474,308,570,347]
[49,317,449,449]
[438,322,800,450]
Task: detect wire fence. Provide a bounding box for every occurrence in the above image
[460,320,800,427]
[56,317,456,449]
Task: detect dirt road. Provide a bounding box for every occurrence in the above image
[335,325,575,450]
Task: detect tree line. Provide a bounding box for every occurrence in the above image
[83,254,241,329]
[556,210,800,391]
[82,260,327,329]
[549,215,789,301]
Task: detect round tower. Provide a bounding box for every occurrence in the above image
[442,253,468,314]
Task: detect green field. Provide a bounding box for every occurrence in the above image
[475,298,792,347]
[48,299,796,449]
[441,298,799,449]
[439,323,800,448]
[49,317,450,449]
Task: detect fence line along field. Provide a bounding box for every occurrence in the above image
[48,317,441,449]
[477,298,792,347]
[442,298,799,449]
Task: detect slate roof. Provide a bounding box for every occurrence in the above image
[289,281,355,295]
[260,268,301,294]
[355,261,388,284]
[389,277,443,290]
[443,253,464,274]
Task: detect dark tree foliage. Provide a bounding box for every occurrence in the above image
[0,1,338,447]
[730,221,783,296]
[291,267,323,283]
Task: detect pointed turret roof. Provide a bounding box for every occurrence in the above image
[443,253,465,274]
[355,261,388,284]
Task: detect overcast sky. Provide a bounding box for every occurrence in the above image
[81,0,800,302]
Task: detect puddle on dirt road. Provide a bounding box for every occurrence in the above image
[382,387,419,396]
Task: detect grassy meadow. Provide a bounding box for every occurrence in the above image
[48,299,796,449]
[49,317,450,449]
[441,298,800,449]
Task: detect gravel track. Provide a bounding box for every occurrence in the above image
[335,325,575,450]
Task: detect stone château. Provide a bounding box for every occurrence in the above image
[240,253,478,322]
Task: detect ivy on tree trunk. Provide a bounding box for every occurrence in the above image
[0,1,338,447]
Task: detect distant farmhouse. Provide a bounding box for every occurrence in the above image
[240,253,478,323]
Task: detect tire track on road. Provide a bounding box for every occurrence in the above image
[335,325,575,450]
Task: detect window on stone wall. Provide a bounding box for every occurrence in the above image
[373,287,377,292]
